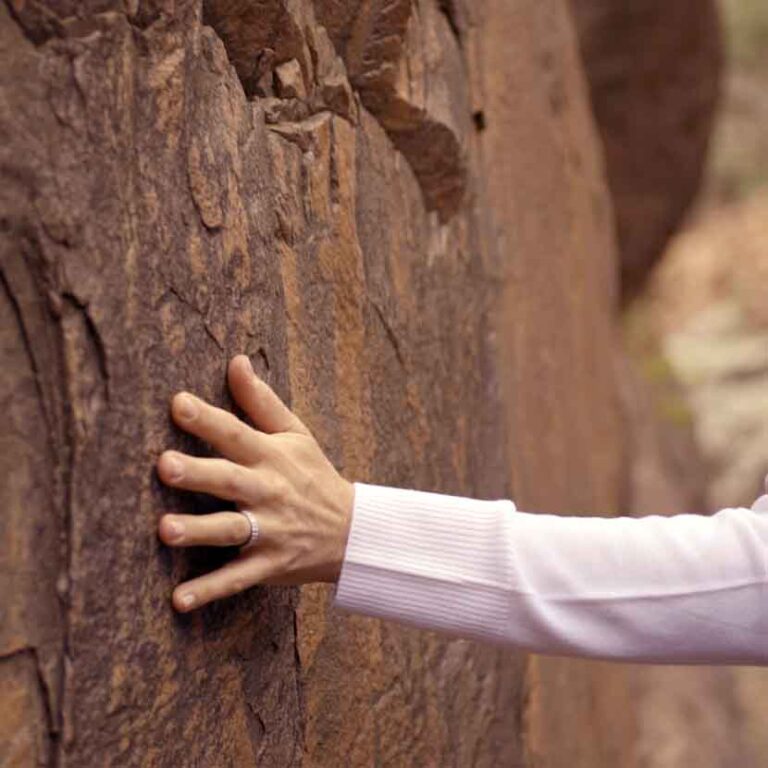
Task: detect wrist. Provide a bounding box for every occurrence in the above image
[328,477,355,583]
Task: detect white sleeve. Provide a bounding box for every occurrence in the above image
[333,482,768,665]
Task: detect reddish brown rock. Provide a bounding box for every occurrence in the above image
[571,0,723,300]
[312,0,470,219]
[1,1,630,765]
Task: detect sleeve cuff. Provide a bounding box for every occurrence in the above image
[332,481,519,642]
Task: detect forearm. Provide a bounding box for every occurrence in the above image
[154,353,768,656]
[334,483,768,665]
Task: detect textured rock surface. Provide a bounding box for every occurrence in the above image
[570,0,723,300]
[1,0,627,765]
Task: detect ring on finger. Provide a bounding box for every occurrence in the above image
[238,509,260,550]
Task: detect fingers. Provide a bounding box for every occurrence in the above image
[171,552,268,612]
[158,511,251,548]
[171,391,265,465]
[227,355,309,436]
[157,451,258,502]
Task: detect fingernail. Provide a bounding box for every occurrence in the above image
[163,454,183,482]
[166,520,184,540]
[179,593,196,610]
[233,355,255,378]
[176,394,197,420]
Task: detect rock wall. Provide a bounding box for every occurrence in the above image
[1,1,625,765]
[570,0,723,300]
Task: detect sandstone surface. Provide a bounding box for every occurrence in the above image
[571,0,723,300]
[1,1,627,765]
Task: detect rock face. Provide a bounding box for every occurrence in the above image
[570,0,723,300]
[1,1,625,765]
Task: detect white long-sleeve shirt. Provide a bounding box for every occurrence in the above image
[334,482,768,665]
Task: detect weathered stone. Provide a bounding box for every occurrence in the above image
[203,0,309,96]
[571,0,723,300]
[0,0,639,765]
[315,0,469,220]
[275,58,307,100]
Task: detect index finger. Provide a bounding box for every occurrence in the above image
[171,391,265,465]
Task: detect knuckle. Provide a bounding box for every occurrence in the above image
[296,534,313,562]
[223,464,247,497]
[225,422,245,447]
[255,434,276,458]
[266,474,291,503]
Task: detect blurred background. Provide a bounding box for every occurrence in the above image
[619,1,768,765]
[627,0,768,513]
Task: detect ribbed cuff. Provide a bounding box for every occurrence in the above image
[333,482,519,643]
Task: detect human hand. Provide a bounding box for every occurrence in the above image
[156,355,354,612]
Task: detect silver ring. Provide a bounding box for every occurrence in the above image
[239,510,260,550]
